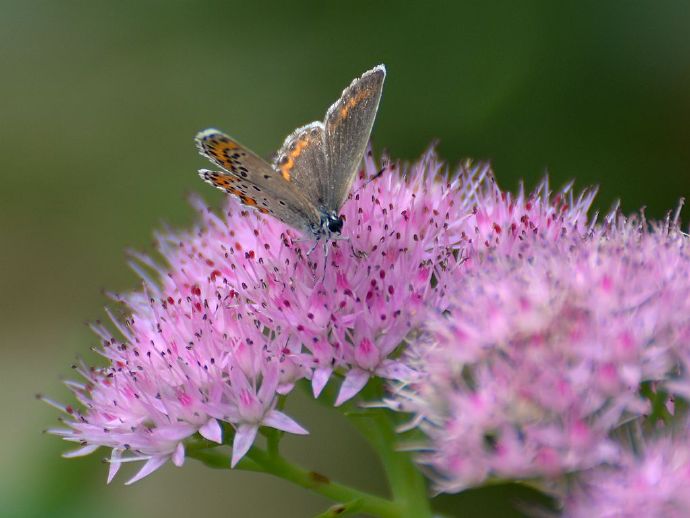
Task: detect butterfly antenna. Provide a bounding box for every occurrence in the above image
[321,242,329,282]
[305,240,320,257]
[352,161,388,197]
[370,162,387,181]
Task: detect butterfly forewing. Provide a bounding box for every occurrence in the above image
[272,122,328,209]
[323,65,386,211]
[196,129,320,233]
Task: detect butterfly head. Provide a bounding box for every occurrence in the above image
[319,210,344,238]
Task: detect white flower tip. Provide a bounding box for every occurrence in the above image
[231,425,258,468]
[263,411,309,435]
[105,449,123,484]
[311,367,332,398]
[62,444,99,458]
[199,418,223,444]
[335,369,370,407]
[124,456,168,485]
[172,443,185,467]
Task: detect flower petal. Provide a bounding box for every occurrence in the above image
[376,360,419,382]
[62,443,99,458]
[107,449,123,484]
[354,338,379,371]
[335,369,370,406]
[257,362,280,403]
[199,418,223,444]
[125,456,168,485]
[231,424,258,468]
[172,442,185,467]
[263,410,309,435]
[312,366,332,398]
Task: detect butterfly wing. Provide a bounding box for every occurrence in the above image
[272,122,328,209]
[322,65,386,211]
[196,129,320,234]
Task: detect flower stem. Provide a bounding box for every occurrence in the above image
[346,409,432,518]
[329,379,432,518]
[188,445,402,518]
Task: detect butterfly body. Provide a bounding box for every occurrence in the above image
[196,65,386,243]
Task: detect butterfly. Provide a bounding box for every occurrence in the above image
[195,65,386,248]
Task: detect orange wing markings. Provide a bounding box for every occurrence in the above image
[198,170,272,215]
[199,170,242,196]
[197,131,243,174]
[240,195,257,206]
[276,132,315,181]
[200,170,236,187]
[338,87,373,119]
[213,174,236,188]
[327,65,385,132]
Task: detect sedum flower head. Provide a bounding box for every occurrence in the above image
[390,191,690,493]
[47,148,491,482]
[47,285,309,483]
[456,176,597,268]
[156,149,488,405]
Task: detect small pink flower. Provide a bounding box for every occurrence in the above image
[224,352,307,467]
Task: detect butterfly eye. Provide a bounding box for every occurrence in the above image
[328,217,344,234]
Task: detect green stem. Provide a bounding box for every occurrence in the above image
[347,411,432,518]
[345,381,432,518]
[188,446,401,518]
[187,380,431,517]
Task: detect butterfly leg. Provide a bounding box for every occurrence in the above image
[320,241,330,282]
[305,239,320,257]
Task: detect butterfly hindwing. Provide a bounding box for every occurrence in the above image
[272,122,328,210]
[196,130,320,233]
[323,65,386,211]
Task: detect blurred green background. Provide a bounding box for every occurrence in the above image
[2,1,689,516]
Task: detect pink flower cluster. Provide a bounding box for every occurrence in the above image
[390,184,690,501]
[48,140,690,515]
[47,149,490,483]
[565,428,690,517]
[48,283,309,483]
